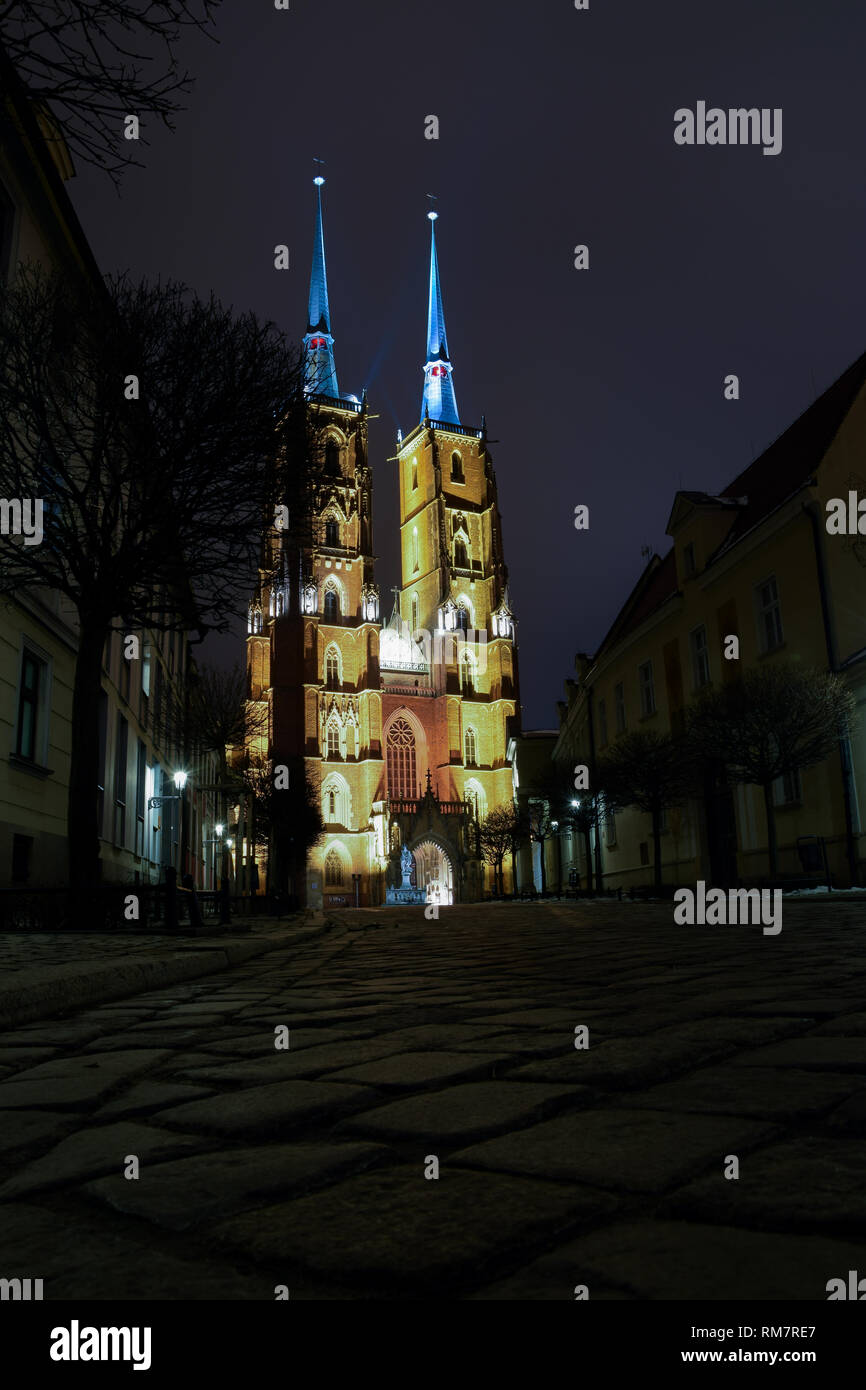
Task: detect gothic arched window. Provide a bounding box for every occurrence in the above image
[464,726,477,767]
[387,716,417,801]
[451,451,464,482]
[325,518,339,547]
[325,647,340,687]
[454,538,468,570]
[460,650,475,696]
[411,459,418,490]
[324,849,343,886]
[325,440,340,475]
[323,587,339,621]
[328,789,336,817]
[327,721,340,758]
[412,527,419,573]
[455,603,469,632]
[411,593,419,634]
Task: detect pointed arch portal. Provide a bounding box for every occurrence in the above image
[412,838,455,905]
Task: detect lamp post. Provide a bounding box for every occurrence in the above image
[148,770,188,875]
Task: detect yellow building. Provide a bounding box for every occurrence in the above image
[246,189,520,906]
[554,353,866,889]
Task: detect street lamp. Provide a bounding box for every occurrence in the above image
[148,770,189,810]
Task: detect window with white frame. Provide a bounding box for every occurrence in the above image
[638,660,656,717]
[326,720,340,759]
[412,526,419,572]
[689,625,710,689]
[756,576,784,652]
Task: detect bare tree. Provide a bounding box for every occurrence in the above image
[0,265,306,893]
[597,730,696,888]
[688,664,856,879]
[478,803,521,896]
[0,1,219,183]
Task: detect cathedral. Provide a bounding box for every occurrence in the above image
[245,180,521,908]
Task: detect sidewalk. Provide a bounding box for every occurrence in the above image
[0,913,332,1030]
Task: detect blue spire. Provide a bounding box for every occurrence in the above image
[303,177,339,398]
[421,211,459,425]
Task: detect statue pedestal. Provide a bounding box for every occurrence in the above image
[385,885,427,905]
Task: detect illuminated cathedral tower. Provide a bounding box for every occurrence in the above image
[246,177,385,906]
[247,190,520,907]
[379,209,520,903]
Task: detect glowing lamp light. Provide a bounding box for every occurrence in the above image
[215,824,224,837]
[571,799,580,808]
[428,210,438,221]
[173,770,188,790]
[314,176,325,186]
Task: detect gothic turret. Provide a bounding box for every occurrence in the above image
[421,210,459,425]
[303,177,339,398]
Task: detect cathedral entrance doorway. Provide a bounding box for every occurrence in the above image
[412,839,455,906]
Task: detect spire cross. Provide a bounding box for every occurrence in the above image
[426,192,438,221]
[313,156,325,186]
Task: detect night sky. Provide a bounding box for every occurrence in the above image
[67,0,866,728]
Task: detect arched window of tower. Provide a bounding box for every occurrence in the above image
[324,440,341,476]
[465,778,486,822]
[325,646,341,687]
[411,458,418,490]
[387,716,417,801]
[324,517,339,547]
[412,526,419,573]
[460,648,476,696]
[411,593,419,633]
[323,584,340,621]
[326,720,340,759]
[455,602,469,632]
[450,451,464,483]
[454,537,468,570]
[464,725,478,767]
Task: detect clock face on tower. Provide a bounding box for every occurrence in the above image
[430,365,446,378]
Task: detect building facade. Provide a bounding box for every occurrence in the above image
[0,48,218,891]
[553,354,866,890]
[247,188,521,906]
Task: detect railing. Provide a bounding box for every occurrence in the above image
[388,798,470,816]
[309,393,363,413]
[430,420,482,439]
[0,882,232,933]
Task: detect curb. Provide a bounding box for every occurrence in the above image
[0,919,335,1031]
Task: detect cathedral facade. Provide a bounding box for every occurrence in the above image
[246,183,520,908]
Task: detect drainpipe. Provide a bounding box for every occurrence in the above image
[803,499,858,885]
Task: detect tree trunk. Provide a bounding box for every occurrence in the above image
[762,781,778,878]
[67,618,108,899]
[652,804,663,889]
[582,827,593,893]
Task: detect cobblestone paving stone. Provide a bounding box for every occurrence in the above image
[0,900,864,1300]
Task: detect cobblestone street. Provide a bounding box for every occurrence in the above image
[1,900,865,1300]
